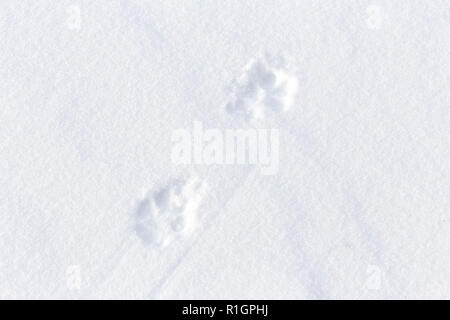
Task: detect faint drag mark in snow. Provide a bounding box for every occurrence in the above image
[79,175,208,298]
[66,5,81,31]
[283,202,331,299]
[366,5,384,30]
[279,120,400,296]
[446,7,450,20]
[119,0,163,47]
[135,176,207,247]
[226,55,298,121]
[147,170,253,299]
[365,265,382,290]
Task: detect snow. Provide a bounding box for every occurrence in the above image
[0,0,449,299]
[226,54,299,121]
[135,175,207,247]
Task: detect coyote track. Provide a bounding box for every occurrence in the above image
[134,176,207,247]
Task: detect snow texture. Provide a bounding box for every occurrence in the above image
[226,55,299,121]
[0,0,449,299]
[135,176,207,247]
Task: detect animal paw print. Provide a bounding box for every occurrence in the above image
[366,5,383,30]
[226,55,298,121]
[134,176,207,247]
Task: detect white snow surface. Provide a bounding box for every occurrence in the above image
[0,0,449,299]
